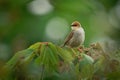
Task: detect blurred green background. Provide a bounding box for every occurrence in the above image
[0,0,120,63]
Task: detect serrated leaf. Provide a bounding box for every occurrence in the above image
[48,43,59,63]
[6,49,34,69]
[28,42,42,50]
[35,44,46,65]
[56,46,73,63]
[45,47,58,71]
[1,49,34,79]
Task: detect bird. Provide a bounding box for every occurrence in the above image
[62,21,85,48]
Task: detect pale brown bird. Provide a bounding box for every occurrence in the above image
[62,21,85,48]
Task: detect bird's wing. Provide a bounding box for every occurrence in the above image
[63,30,74,47]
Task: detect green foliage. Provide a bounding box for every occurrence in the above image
[1,42,120,80]
[78,54,94,80]
[0,0,120,79]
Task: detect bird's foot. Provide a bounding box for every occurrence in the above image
[77,46,84,53]
[77,48,83,53]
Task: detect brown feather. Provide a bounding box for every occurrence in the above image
[63,30,74,47]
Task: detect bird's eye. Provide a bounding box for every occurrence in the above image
[71,24,77,26]
[74,24,77,26]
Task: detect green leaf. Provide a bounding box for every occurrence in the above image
[78,53,94,80]
[56,46,73,63]
[35,43,59,72]
[1,49,34,79]
[29,42,42,50]
[6,49,34,69]
[45,46,58,71]
[48,43,59,63]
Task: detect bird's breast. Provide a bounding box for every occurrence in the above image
[69,28,85,47]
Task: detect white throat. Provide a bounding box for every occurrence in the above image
[71,27,80,30]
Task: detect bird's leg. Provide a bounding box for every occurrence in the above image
[77,45,84,53]
[77,48,83,53]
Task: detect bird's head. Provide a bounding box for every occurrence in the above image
[71,21,81,30]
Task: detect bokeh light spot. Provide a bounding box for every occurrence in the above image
[28,0,53,15]
[45,17,69,40]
